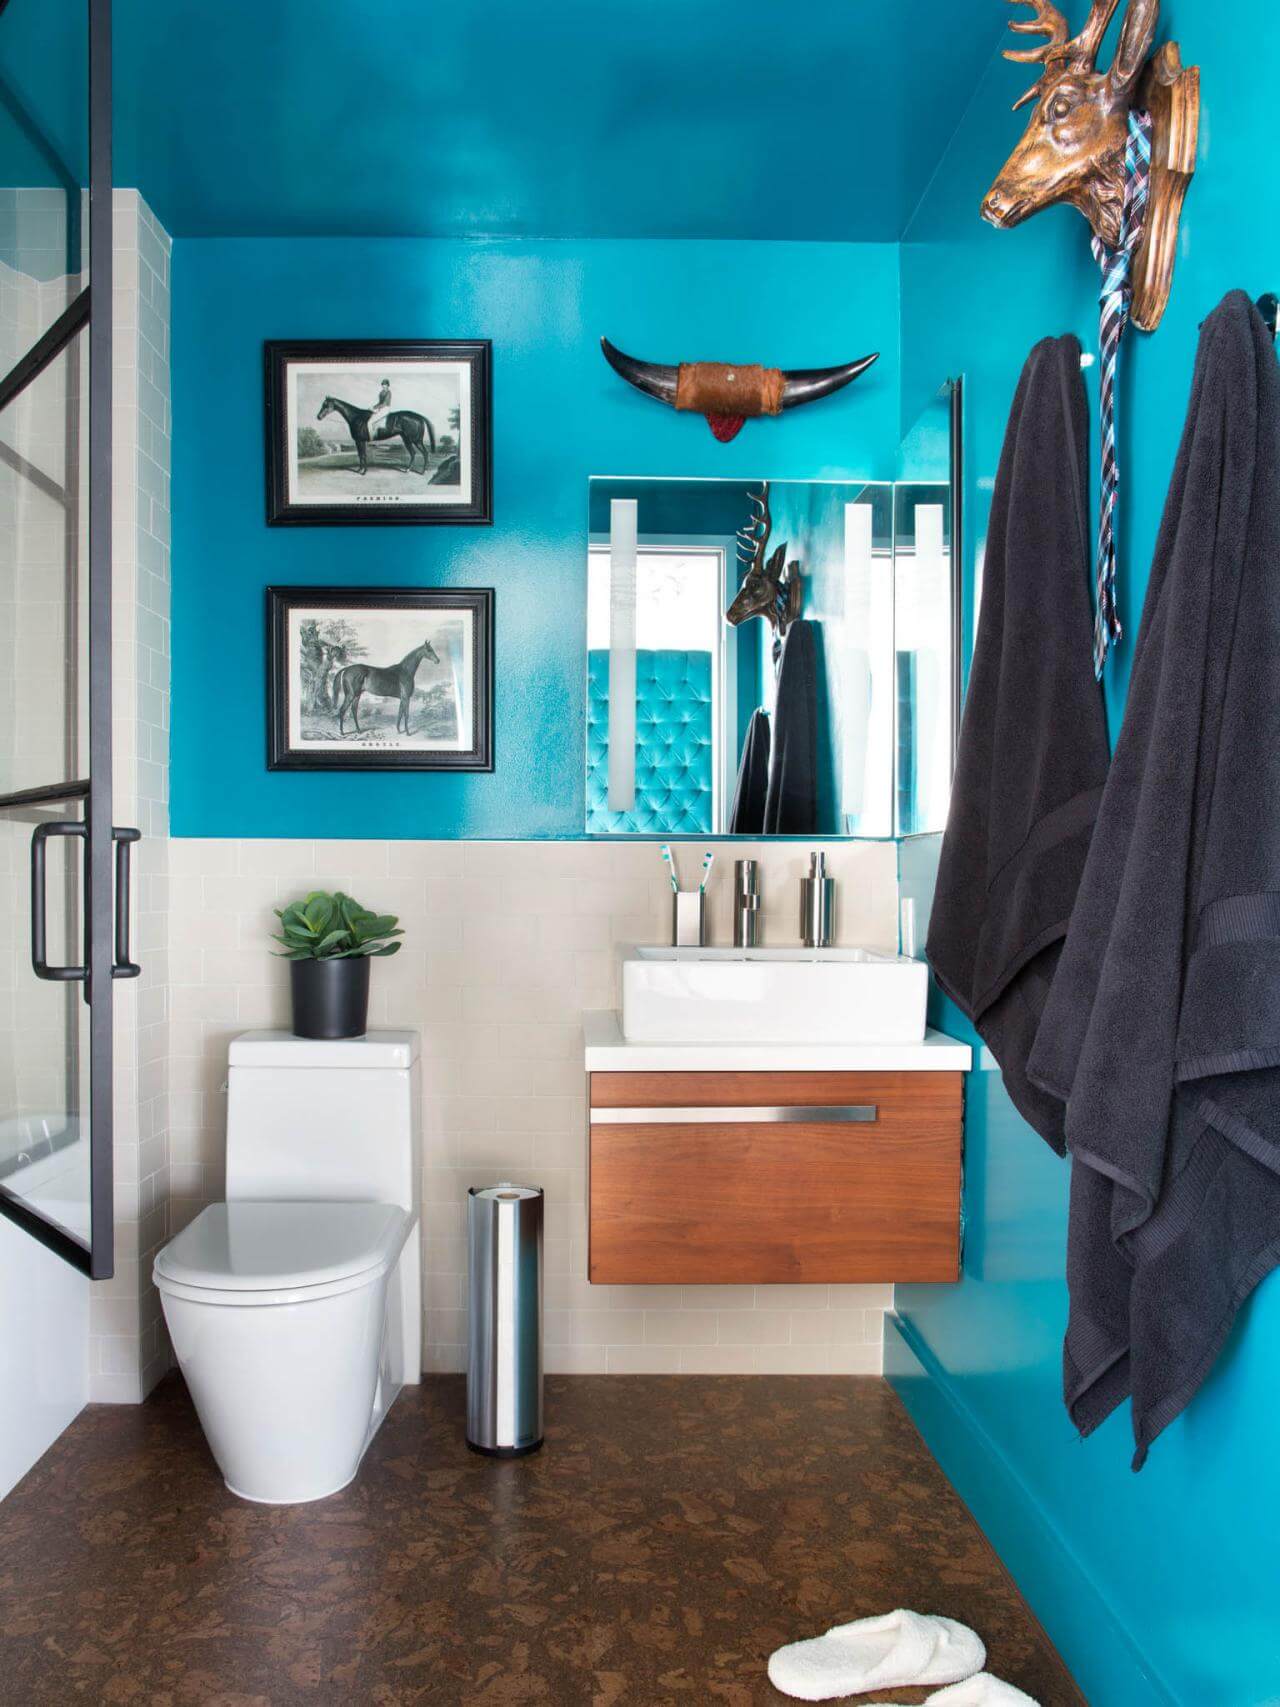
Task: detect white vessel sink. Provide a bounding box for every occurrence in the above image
[620,946,929,1045]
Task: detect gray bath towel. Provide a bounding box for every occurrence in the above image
[729,708,771,834]
[764,620,820,835]
[1028,292,1280,1466]
[927,335,1110,1150]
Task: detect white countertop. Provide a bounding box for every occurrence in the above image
[582,1011,972,1073]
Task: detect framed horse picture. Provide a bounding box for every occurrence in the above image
[267,586,494,771]
[264,340,492,525]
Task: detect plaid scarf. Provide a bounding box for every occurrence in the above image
[1090,108,1153,677]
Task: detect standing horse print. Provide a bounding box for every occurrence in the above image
[265,340,492,525]
[269,587,494,771]
[333,639,441,736]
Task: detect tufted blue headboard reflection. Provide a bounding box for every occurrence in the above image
[586,650,714,834]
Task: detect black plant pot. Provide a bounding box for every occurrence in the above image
[290,956,371,1040]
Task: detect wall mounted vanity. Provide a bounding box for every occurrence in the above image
[584,1010,970,1288]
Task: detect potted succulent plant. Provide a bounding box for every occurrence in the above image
[273,890,403,1040]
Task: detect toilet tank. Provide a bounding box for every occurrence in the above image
[225,1031,421,1215]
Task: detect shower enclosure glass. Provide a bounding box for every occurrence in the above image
[0,0,126,1277]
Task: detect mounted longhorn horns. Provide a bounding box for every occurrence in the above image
[600,337,879,443]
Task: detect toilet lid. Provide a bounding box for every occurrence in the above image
[154,1201,408,1294]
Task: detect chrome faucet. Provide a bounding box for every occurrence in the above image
[734,859,761,948]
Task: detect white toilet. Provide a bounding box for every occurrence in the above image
[153,1030,422,1504]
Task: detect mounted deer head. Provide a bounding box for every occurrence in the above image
[982,0,1160,250]
[726,484,802,634]
[601,338,879,443]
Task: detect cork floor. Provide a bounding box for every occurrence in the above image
[0,1375,1083,1706]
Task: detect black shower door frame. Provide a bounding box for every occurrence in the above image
[0,0,120,1279]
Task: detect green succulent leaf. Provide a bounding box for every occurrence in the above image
[303,895,334,932]
[272,889,403,959]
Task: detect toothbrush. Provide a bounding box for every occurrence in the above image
[660,843,680,893]
[699,851,715,893]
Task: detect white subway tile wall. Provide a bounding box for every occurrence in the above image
[166,836,898,1376]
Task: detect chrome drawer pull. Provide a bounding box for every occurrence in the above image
[591,1104,878,1126]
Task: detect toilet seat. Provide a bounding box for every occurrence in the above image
[154,1200,409,1308]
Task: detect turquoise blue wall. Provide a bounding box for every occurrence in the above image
[894,8,1280,1704]
[170,237,899,837]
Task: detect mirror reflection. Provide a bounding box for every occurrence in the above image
[586,394,958,840]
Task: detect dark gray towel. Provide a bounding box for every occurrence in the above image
[926,334,1110,1150]
[764,620,819,835]
[729,708,771,834]
[1027,292,1280,1466]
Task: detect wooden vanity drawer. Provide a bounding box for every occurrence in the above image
[588,1070,962,1285]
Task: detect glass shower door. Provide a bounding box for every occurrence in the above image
[0,0,127,1278]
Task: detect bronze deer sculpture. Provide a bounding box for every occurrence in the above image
[726,484,801,638]
[982,0,1198,330]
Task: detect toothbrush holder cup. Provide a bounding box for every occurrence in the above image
[672,891,707,948]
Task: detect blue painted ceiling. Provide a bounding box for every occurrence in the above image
[3,0,1002,241]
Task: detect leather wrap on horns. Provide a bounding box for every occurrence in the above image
[600,339,879,416]
[677,362,784,418]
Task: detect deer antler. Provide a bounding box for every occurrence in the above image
[1005,0,1071,108]
[1005,0,1131,106]
[1069,0,1124,69]
[736,483,772,572]
[1004,0,1069,62]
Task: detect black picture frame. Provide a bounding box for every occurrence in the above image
[267,585,494,772]
[264,339,492,526]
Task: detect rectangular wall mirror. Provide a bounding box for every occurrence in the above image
[585,380,961,840]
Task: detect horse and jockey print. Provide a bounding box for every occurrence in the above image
[265,341,491,525]
[290,364,462,496]
[315,377,439,478]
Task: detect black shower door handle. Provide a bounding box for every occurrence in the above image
[112,827,141,979]
[30,820,88,982]
[30,821,142,983]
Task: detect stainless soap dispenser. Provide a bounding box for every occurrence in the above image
[800,852,834,948]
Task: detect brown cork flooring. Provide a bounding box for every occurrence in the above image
[0,1374,1084,1707]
